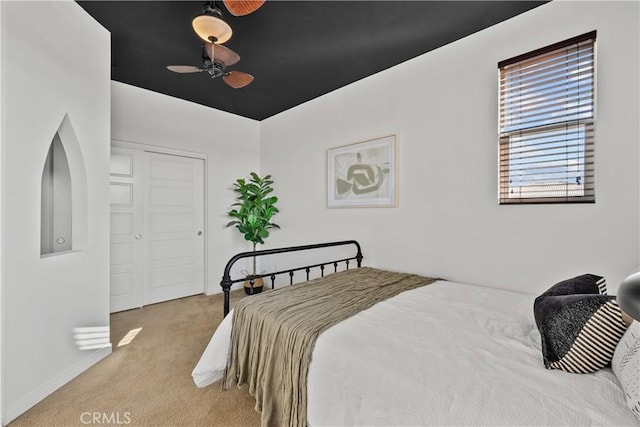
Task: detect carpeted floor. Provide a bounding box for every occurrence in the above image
[9,290,260,427]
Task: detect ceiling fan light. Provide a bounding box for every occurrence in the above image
[192,13,232,44]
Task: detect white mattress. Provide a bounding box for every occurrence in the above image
[193,280,638,426]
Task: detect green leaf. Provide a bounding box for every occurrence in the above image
[247,184,261,195]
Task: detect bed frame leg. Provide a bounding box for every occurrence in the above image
[221,276,232,318]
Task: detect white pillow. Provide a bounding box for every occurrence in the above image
[612,320,640,421]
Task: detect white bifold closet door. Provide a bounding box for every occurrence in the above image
[109,148,205,313]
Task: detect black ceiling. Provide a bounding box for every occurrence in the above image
[77,1,546,121]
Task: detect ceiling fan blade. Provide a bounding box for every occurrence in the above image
[223,0,265,16]
[204,43,240,66]
[166,65,204,73]
[223,71,254,88]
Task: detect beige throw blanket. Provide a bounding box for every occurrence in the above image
[223,267,437,427]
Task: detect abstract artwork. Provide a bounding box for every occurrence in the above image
[327,134,397,208]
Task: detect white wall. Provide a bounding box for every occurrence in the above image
[110,82,261,295]
[260,1,640,295]
[1,1,111,423]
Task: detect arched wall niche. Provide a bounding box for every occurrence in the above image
[40,114,88,256]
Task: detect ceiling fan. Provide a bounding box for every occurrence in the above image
[166,43,254,89]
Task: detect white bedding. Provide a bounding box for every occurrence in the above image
[193,280,638,426]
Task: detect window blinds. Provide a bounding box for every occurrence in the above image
[499,31,596,204]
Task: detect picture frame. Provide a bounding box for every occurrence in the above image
[327,134,398,208]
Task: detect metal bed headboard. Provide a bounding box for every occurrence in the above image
[220,240,363,316]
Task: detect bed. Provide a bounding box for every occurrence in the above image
[193,241,639,426]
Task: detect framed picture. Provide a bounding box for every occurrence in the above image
[327,134,398,208]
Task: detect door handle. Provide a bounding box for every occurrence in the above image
[197,230,203,236]
[134,234,143,240]
[56,237,66,245]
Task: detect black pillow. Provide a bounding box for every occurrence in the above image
[533,274,629,373]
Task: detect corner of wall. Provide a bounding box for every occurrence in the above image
[1,0,111,423]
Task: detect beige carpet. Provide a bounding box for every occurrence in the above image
[9,290,260,427]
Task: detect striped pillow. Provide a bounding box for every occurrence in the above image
[534,274,629,374]
[612,321,640,420]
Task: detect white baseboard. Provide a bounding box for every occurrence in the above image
[2,345,112,426]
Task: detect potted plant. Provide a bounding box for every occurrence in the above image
[226,172,280,294]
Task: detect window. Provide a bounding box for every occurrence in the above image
[498,31,596,204]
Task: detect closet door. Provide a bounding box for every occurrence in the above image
[143,152,205,305]
[109,148,145,312]
[109,148,205,312]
